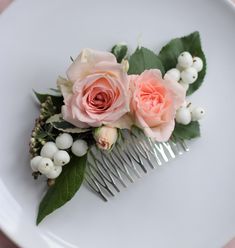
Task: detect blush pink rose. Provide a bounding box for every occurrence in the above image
[59,48,130,128]
[129,69,186,142]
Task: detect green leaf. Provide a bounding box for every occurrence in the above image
[33,90,64,109]
[158,31,207,95]
[111,43,128,63]
[46,114,90,133]
[128,47,165,75]
[34,131,48,139]
[36,154,87,225]
[49,88,62,94]
[173,121,200,140]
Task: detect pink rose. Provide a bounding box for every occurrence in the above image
[59,48,130,128]
[129,69,186,142]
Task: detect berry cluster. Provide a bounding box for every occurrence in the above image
[163,51,205,125]
[164,51,203,91]
[30,133,88,180]
[175,102,205,125]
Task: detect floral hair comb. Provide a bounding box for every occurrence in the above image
[29,31,206,224]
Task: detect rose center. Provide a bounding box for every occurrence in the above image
[140,91,164,111]
[88,89,112,111]
[95,92,105,101]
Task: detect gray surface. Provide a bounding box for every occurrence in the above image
[0,0,235,247]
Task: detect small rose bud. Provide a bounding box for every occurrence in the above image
[94,126,118,150]
[121,59,129,72]
[111,43,128,63]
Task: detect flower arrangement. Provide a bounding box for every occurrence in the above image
[29,31,206,224]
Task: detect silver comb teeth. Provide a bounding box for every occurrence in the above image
[85,130,189,201]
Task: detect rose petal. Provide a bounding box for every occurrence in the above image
[106,113,133,129]
[57,76,73,98]
[67,48,117,82]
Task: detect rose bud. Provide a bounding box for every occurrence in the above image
[121,59,129,72]
[94,126,118,150]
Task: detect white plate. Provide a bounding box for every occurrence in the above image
[0,0,235,247]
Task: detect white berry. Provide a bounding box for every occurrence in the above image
[72,139,88,157]
[46,166,62,179]
[191,107,205,121]
[53,150,70,166]
[30,156,42,172]
[40,142,58,159]
[175,107,191,125]
[178,80,189,91]
[177,51,193,69]
[176,63,184,72]
[164,68,181,82]
[55,133,73,150]
[38,158,54,174]
[181,67,198,84]
[192,57,203,72]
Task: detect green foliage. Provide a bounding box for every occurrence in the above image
[33,91,64,111]
[111,43,128,63]
[46,114,90,133]
[36,155,87,224]
[128,47,165,75]
[158,31,206,95]
[173,121,200,140]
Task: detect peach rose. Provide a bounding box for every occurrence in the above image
[129,69,186,141]
[58,48,130,128]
